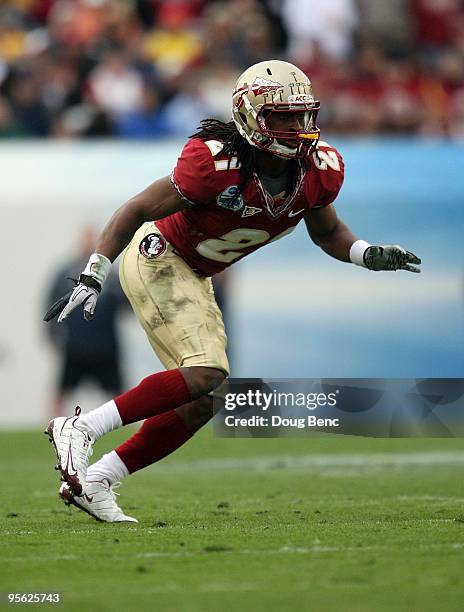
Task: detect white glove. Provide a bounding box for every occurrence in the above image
[57,281,100,322]
[57,253,111,323]
[364,245,421,273]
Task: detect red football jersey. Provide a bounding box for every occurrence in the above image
[156,138,344,276]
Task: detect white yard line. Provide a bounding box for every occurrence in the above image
[396,495,464,502]
[154,451,464,473]
[5,542,464,567]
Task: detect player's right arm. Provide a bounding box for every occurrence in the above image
[48,138,217,323]
[49,177,187,323]
[95,176,186,263]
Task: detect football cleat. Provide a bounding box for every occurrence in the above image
[59,480,138,523]
[45,406,94,497]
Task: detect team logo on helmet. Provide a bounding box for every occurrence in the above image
[139,233,167,259]
[216,185,244,211]
[234,77,284,110]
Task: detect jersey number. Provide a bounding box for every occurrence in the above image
[312,150,340,171]
[196,228,294,263]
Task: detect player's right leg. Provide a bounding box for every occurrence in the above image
[46,407,94,497]
[46,366,223,497]
[60,396,215,521]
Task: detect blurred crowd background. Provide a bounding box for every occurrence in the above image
[1,0,464,140]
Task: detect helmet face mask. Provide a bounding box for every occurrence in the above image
[232,60,320,159]
[256,103,320,158]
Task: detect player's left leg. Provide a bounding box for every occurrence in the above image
[59,480,138,523]
[58,396,215,522]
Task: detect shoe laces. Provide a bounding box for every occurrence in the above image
[70,407,94,465]
[104,481,124,512]
[108,481,121,499]
[73,430,94,465]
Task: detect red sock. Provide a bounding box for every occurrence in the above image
[115,409,193,473]
[115,369,191,425]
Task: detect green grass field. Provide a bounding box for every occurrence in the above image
[1,429,464,611]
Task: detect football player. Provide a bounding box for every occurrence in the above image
[45,60,421,522]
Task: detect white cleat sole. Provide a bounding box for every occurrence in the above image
[59,485,104,522]
[59,484,138,523]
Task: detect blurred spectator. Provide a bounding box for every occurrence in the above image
[381,59,424,132]
[39,56,80,116]
[115,85,170,139]
[44,226,128,418]
[281,0,359,63]
[162,76,206,137]
[87,51,145,118]
[357,0,412,56]
[143,3,203,78]
[196,61,240,122]
[52,102,113,137]
[0,8,28,63]
[410,0,463,50]
[0,94,26,137]
[203,0,276,67]
[8,70,50,135]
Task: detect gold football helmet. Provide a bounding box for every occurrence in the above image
[232,60,320,159]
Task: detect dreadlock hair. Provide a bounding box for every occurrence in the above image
[191,119,256,204]
[191,118,308,205]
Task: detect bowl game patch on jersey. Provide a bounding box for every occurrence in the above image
[216,185,244,211]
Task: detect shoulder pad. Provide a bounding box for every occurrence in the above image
[304,140,345,208]
[204,139,241,171]
[172,138,240,205]
[311,140,343,173]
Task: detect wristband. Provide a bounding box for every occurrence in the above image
[82,253,112,287]
[349,240,371,267]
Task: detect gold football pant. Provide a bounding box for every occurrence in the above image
[119,223,229,376]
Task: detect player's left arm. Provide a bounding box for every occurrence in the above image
[305,203,356,263]
[305,204,422,273]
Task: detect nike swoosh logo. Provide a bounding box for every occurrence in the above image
[65,440,77,476]
[288,209,305,218]
[84,494,93,503]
